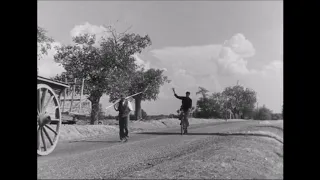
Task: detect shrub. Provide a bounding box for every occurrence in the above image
[130,109,148,120]
[141,109,148,119]
[253,105,273,120]
[271,113,283,120]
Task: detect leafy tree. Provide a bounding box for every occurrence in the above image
[37,26,54,60]
[194,85,257,119]
[195,87,212,118]
[254,105,273,120]
[195,97,213,118]
[271,113,283,120]
[53,26,151,124]
[222,85,257,118]
[209,92,229,118]
[196,86,209,98]
[111,68,170,120]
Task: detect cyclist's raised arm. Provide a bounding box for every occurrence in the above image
[172,88,183,100]
[174,93,183,100]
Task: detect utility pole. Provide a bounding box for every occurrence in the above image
[69,78,76,112]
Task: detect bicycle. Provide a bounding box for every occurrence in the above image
[179,110,188,135]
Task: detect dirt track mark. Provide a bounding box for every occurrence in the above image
[122,135,283,179]
[114,137,216,179]
[253,125,283,131]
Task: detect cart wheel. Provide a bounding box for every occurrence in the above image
[37,84,62,156]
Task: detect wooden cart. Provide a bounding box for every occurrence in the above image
[37,76,69,156]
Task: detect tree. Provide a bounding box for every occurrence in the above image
[112,68,170,120]
[194,85,257,119]
[54,25,152,124]
[209,92,229,118]
[196,86,209,98]
[254,105,273,120]
[195,97,213,118]
[222,85,257,119]
[194,87,212,118]
[37,26,54,60]
[271,113,282,120]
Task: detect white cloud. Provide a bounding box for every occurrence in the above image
[38,42,65,78]
[223,33,255,58]
[216,33,256,76]
[131,53,150,71]
[260,60,283,78]
[264,60,283,72]
[149,33,283,112]
[161,68,168,72]
[151,34,256,78]
[70,22,110,47]
[151,44,222,76]
[217,47,250,75]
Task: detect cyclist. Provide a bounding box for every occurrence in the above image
[172,88,192,133]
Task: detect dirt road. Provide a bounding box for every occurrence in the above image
[37,120,283,179]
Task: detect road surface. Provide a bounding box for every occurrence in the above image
[37,120,282,179]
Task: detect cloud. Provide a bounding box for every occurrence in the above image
[223,33,255,58]
[70,22,110,47]
[38,42,66,78]
[151,44,222,76]
[131,53,151,71]
[260,60,283,78]
[216,33,256,76]
[149,33,282,112]
[217,47,250,75]
[151,45,222,92]
[151,33,256,77]
[162,68,168,71]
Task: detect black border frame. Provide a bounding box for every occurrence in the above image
[3,0,317,179]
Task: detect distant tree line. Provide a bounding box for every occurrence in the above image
[192,85,283,120]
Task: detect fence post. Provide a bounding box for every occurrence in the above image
[62,78,67,112]
[69,78,76,112]
[79,78,84,113]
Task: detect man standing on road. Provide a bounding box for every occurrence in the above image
[114,94,133,142]
[172,88,192,133]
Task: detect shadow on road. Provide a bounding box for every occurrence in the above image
[254,125,283,131]
[136,132,283,143]
[69,140,121,143]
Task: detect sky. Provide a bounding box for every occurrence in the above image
[38,1,283,115]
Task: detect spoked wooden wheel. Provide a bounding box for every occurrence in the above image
[37,84,62,156]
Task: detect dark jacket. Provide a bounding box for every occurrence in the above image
[116,99,131,118]
[174,94,192,111]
